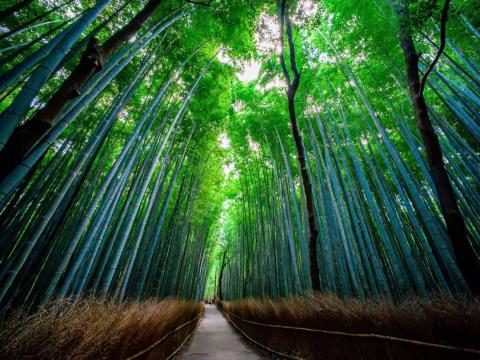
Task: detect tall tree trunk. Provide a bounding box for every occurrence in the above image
[218,250,228,300]
[278,0,320,292]
[0,0,163,180]
[395,0,479,293]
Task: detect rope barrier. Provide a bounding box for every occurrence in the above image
[224,309,480,355]
[165,310,203,360]
[126,311,203,360]
[223,310,304,359]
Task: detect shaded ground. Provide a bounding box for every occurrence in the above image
[180,305,262,359]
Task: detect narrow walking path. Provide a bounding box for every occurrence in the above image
[180,305,262,359]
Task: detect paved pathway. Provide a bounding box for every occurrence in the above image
[180,305,262,359]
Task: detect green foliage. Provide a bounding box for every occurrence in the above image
[0,0,479,304]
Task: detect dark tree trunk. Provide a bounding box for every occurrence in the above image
[0,0,163,180]
[58,1,131,70]
[279,0,320,292]
[396,1,480,293]
[218,251,228,300]
[287,93,321,292]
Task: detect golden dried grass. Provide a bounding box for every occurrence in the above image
[220,293,480,360]
[0,297,202,360]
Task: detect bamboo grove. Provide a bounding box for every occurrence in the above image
[0,0,479,311]
[217,0,480,300]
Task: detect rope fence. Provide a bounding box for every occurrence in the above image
[223,309,480,356]
[165,312,203,360]
[223,310,303,359]
[127,311,203,360]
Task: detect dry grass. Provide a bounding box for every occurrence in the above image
[220,293,480,360]
[0,297,202,360]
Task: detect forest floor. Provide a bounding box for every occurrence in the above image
[180,305,262,359]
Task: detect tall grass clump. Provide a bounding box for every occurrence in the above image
[220,294,480,360]
[0,297,202,360]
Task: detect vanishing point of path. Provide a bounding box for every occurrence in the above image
[180,305,262,359]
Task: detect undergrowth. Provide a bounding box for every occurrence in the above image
[219,293,480,360]
[0,297,202,360]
